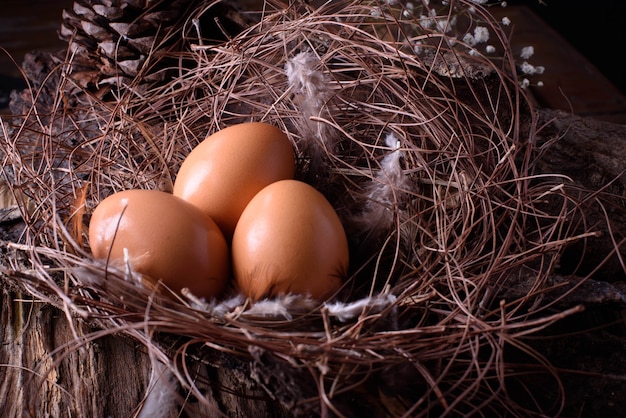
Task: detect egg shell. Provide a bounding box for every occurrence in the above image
[232,179,349,301]
[173,122,295,241]
[88,189,229,299]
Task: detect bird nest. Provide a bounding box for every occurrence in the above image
[0,0,592,416]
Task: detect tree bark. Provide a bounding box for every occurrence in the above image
[0,281,295,417]
[0,285,151,417]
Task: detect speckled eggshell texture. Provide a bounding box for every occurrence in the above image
[88,189,229,299]
[231,179,349,301]
[172,122,295,241]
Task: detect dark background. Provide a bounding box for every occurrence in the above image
[507,0,626,96]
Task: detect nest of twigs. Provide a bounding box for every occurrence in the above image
[0,0,599,416]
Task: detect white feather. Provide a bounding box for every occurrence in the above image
[324,294,397,322]
[285,51,337,168]
[138,360,178,418]
[243,294,318,320]
[354,132,411,237]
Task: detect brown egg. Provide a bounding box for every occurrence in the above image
[88,189,229,299]
[173,122,295,241]
[232,180,349,301]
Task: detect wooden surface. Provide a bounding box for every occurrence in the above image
[0,286,152,417]
[0,283,294,417]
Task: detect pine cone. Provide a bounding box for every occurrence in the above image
[58,0,252,98]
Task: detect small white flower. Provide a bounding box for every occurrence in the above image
[471,0,488,4]
[537,81,544,87]
[402,3,414,17]
[520,78,530,89]
[486,45,496,53]
[419,15,433,29]
[520,46,534,59]
[501,16,511,26]
[436,15,457,33]
[413,42,424,55]
[473,26,490,43]
[501,1,508,7]
[520,61,535,75]
[520,61,545,75]
[463,33,476,46]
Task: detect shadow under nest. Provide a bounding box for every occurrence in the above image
[1,0,624,416]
